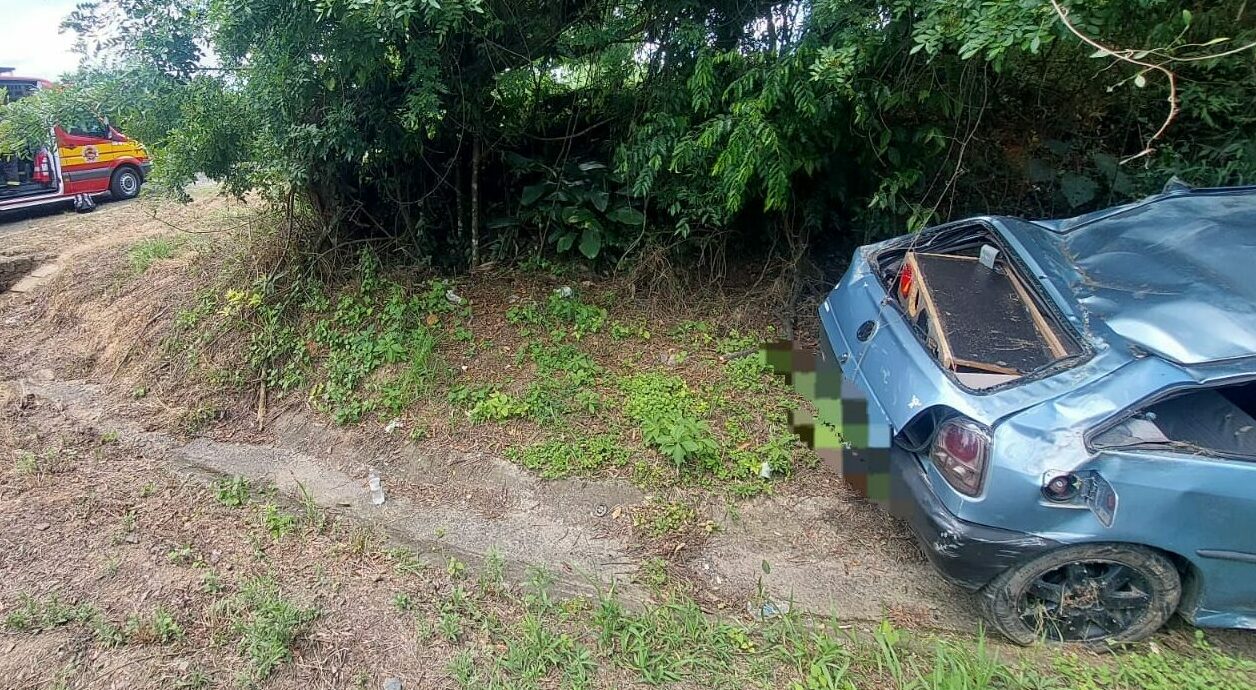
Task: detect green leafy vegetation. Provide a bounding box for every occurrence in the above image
[214,475,251,507]
[181,254,462,426]
[3,594,97,631]
[4,594,185,649]
[214,577,319,682]
[125,606,185,644]
[636,500,702,538]
[127,237,180,274]
[1054,630,1256,690]
[6,0,1255,274]
[424,553,1256,690]
[259,503,298,540]
[508,435,630,479]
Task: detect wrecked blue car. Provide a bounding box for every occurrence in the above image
[817,184,1256,645]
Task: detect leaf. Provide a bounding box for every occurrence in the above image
[1182,9,1192,25]
[761,559,771,575]
[1060,172,1098,208]
[556,232,576,253]
[606,206,645,225]
[1134,74,1147,88]
[591,190,609,213]
[577,161,607,171]
[1088,48,1111,58]
[521,183,551,206]
[578,227,602,259]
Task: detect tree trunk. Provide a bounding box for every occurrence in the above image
[470,136,481,269]
[455,142,465,262]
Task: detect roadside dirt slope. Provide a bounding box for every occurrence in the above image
[3,194,1251,687]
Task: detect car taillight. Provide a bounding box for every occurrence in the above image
[930,418,990,496]
[898,262,914,298]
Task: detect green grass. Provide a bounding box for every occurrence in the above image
[207,253,462,425]
[260,502,298,539]
[1054,630,1256,690]
[388,547,429,576]
[4,594,183,649]
[636,500,700,537]
[3,594,97,631]
[214,475,251,507]
[215,577,319,682]
[128,237,180,273]
[13,450,38,475]
[508,434,630,479]
[506,291,607,340]
[125,605,184,644]
[442,577,1256,690]
[725,353,772,392]
[169,254,801,502]
[12,448,74,476]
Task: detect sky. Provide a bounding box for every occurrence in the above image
[0,0,83,80]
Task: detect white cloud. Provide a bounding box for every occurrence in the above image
[0,0,82,80]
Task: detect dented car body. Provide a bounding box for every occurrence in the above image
[817,184,1256,644]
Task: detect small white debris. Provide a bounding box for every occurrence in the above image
[369,469,386,506]
[445,289,466,305]
[553,286,574,298]
[979,244,999,270]
[384,418,403,434]
[908,395,923,409]
[758,461,773,479]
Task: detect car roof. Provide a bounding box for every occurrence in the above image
[1027,186,1256,366]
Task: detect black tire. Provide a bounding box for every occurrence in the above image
[110,166,142,200]
[979,543,1180,647]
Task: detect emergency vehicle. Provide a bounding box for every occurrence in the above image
[1,68,152,213]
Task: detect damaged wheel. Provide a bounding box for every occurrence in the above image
[979,543,1180,646]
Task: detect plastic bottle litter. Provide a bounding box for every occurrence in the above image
[751,600,791,620]
[369,469,386,506]
[759,461,773,479]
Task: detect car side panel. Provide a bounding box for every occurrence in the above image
[1089,449,1256,627]
[56,127,147,195]
[980,358,1256,628]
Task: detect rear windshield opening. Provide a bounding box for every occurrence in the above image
[875,223,1081,390]
[1094,380,1256,460]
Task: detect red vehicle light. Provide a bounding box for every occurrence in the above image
[898,262,914,298]
[930,418,990,496]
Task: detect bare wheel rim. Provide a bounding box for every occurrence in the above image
[119,171,138,195]
[1015,559,1153,642]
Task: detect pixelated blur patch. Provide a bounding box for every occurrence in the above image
[764,340,896,506]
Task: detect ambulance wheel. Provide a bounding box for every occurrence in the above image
[110,166,142,200]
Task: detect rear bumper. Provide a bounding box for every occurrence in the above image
[886,445,1061,590]
[139,161,153,179]
[816,258,1062,590]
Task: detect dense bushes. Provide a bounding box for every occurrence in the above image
[16,1,1256,268]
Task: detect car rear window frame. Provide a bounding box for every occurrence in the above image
[870,219,1094,396]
